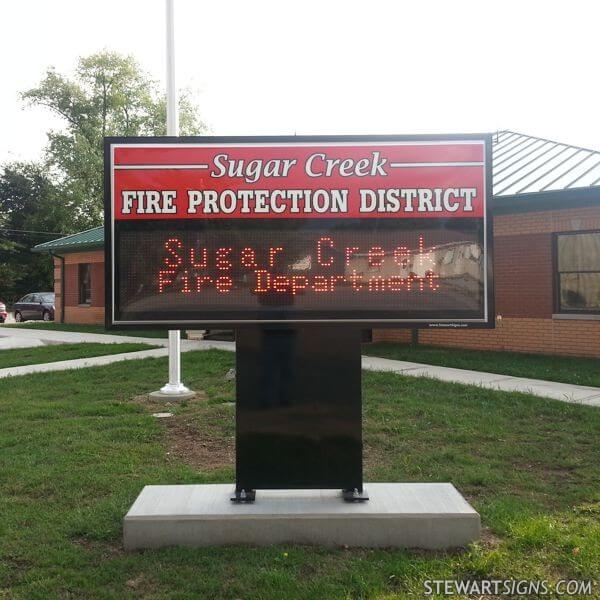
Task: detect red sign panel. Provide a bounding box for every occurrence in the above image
[105,135,493,327]
[113,142,484,220]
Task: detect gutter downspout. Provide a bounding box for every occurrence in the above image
[49,252,65,323]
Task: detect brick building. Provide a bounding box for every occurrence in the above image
[33,131,600,357]
[33,226,105,325]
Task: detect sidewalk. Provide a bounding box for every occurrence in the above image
[0,326,232,379]
[1,328,598,406]
[362,355,600,407]
[0,341,231,379]
[0,326,176,347]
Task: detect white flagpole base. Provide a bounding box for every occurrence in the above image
[149,388,196,401]
[159,382,191,395]
[150,330,195,401]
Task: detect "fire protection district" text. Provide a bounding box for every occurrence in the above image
[121,187,477,216]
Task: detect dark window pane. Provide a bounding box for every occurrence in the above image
[560,273,600,310]
[557,232,600,272]
[78,264,92,305]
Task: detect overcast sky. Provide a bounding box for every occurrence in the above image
[2,0,599,164]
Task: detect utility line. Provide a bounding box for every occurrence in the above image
[0,228,66,236]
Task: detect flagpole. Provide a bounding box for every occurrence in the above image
[165,0,178,136]
[155,0,193,398]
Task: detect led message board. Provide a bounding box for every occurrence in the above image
[104,135,493,327]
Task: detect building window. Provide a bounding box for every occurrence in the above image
[555,231,600,314]
[78,263,92,305]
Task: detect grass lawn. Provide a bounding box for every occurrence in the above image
[364,342,600,388]
[1,322,172,339]
[0,343,155,370]
[0,351,598,598]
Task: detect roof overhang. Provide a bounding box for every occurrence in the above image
[492,186,600,214]
[32,242,104,254]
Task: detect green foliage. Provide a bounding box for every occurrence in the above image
[0,162,81,302]
[22,50,207,223]
[0,51,206,300]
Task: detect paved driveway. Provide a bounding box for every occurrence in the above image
[0,325,169,347]
[0,327,54,349]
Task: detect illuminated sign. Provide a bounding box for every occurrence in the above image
[104,135,493,327]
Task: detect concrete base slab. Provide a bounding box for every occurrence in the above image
[148,390,197,401]
[123,483,480,550]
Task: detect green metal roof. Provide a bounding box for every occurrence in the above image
[32,226,104,253]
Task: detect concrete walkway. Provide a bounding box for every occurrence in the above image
[0,326,177,347]
[0,342,231,379]
[362,355,600,407]
[0,326,232,379]
[0,327,598,406]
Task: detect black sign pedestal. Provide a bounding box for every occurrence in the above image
[232,326,369,503]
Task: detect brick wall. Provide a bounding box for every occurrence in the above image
[91,262,105,308]
[374,205,600,358]
[53,250,105,325]
[52,259,62,322]
[494,233,554,318]
[63,264,78,308]
[63,306,105,325]
[375,317,600,357]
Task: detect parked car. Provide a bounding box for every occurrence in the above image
[13,292,55,322]
[0,301,7,323]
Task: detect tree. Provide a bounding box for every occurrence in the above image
[0,51,207,299]
[0,162,81,302]
[22,51,207,225]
